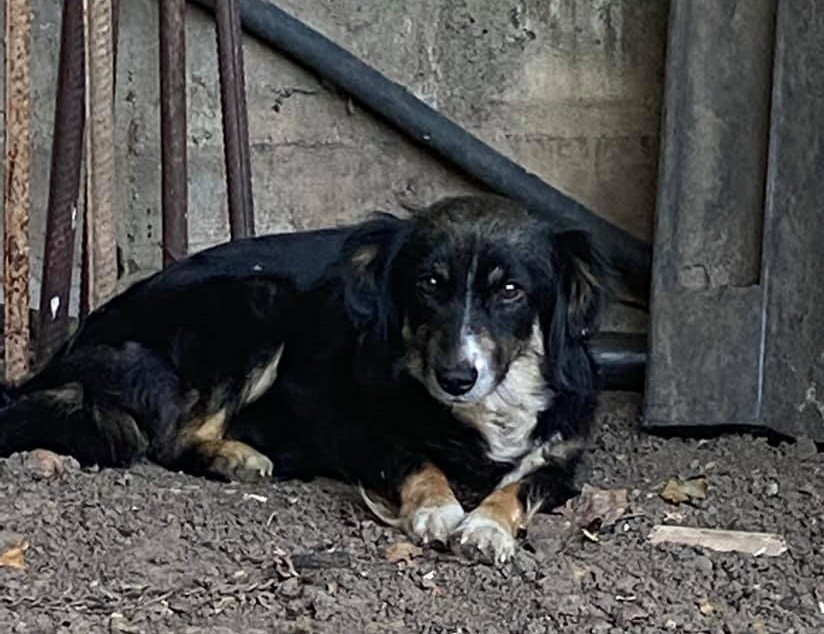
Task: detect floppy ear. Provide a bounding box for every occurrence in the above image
[542,229,610,391]
[556,229,609,339]
[341,213,410,341]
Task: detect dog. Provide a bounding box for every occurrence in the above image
[0,195,608,564]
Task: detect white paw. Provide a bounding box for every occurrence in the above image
[405,501,465,545]
[453,511,516,565]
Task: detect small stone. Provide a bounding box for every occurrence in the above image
[312,591,338,621]
[696,596,715,615]
[419,570,437,590]
[794,437,818,461]
[694,556,713,574]
[618,606,648,626]
[556,593,584,617]
[278,577,302,599]
[765,481,779,497]
[614,575,638,595]
[109,613,140,634]
[589,620,612,634]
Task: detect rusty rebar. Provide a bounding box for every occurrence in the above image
[4,0,33,382]
[160,0,189,266]
[37,0,86,363]
[82,0,118,312]
[215,0,255,239]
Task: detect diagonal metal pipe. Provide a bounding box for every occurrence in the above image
[189,0,651,302]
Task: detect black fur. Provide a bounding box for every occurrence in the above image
[0,195,608,517]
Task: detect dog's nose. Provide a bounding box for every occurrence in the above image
[435,364,478,396]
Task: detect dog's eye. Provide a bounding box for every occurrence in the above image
[417,275,440,295]
[499,281,524,302]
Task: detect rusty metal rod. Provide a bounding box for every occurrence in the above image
[215,0,255,239]
[159,0,189,266]
[37,0,86,363]
[4,0,33,382]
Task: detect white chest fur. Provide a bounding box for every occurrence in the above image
[451,332,551,463]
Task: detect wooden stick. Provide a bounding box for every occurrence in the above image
[648,525,788,557]
[82,0,118,312]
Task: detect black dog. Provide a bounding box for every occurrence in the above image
[0,195,607,564]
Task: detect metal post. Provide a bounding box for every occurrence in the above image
[160,0,189,266]
[4,0,33,382]
[37,0,86,363]
[215,0,255,239]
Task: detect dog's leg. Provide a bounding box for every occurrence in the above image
[0,382,150,467]
[0,343,187,467]
[454,436,582,565]
[396,462,465,545]
[172,408,274,483]
[453,482,525,565]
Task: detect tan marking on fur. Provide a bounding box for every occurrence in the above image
[351,244,379,273]
[360,462,465,543]
[183,408,228,444]
[197,439,273,481]
[570,256,601,318]
[196,438,260,463]
[400,463,458,516]
[487,265,505,285]
[433,261,450,280]
[173,407,272,480]
[474,482,525,535]
[241,345,284,406]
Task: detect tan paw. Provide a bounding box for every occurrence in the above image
[209,440,274,483]
[453,510,516,565]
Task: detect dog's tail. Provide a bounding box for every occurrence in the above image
[358,484,404,527]
[0,381,148,467]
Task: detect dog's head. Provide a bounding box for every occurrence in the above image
[343,195,608,404]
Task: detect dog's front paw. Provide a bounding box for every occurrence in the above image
[405,501,465,545]
[453,510,516,565]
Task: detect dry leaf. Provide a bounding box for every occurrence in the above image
[0,539,28,570]
[569,485,629,531]
[385,541,422,564]
[696,596,714,616]
[660,477,708,505]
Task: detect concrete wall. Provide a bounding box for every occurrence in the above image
[3,0,669,322]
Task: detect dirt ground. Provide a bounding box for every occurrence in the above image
[1,392,822,633]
